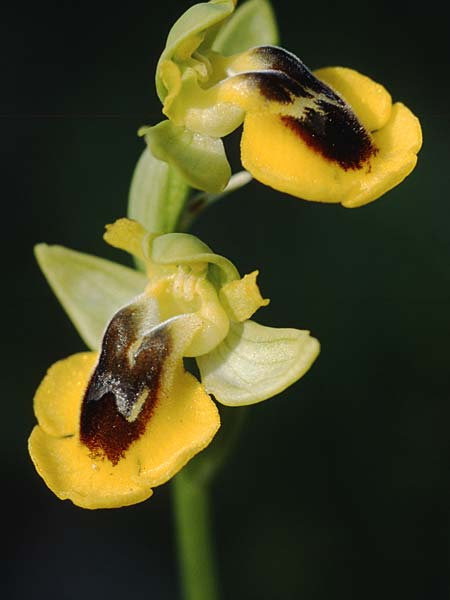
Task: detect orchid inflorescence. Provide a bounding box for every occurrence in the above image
[29,0,421,509]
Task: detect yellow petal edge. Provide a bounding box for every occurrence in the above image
[29,353,220,509]
[241,67,422,207]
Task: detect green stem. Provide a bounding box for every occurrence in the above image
[173,406,247,600]
[172,173,250,599]
[173,472,220,600]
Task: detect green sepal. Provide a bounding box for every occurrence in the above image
[142,120,231,193]
[151,233,240,285]
[35,244,147,351]
[212,0,279,55]
[128,147,190,235]
[156,0,235,101]
[197,320,320,406]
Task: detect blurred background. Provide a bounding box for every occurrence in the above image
[3,0,449,598]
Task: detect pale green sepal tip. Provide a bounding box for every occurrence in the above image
[156,0,235,100]
[152,233,240,284]
[197,320,320,406]
[34,244,147,351]
[128,147,190,234]
[143,120,231,193]
[212,0,279,55]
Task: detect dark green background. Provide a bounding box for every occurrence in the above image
[4,1,449,598]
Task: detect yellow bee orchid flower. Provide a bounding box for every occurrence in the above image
[143,0,422,206]
[29,219,319,509]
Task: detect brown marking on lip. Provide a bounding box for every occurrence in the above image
[281,102,377,170]
[243,71,313,105]
[249,46,378,169]
[251,46,341,102]
[79,302,171,465]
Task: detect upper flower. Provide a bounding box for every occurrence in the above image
[142,0,422,207]
[29,219,319,509]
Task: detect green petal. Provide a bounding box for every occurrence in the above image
[35,244,147,351]
[197,320,320,406]
[156,0,235,101]
[212,0,279,55]
[142,120,231,193]
[151,233,240,285]
[128,147,190,235]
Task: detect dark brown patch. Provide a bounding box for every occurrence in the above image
[281,102,377,170]
[79,302,171,465]
[242,71,313,104]
[249,46,378,169]
[252,46,341,102]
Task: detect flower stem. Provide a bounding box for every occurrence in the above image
[173,472,220,600]
[172,406,248,600]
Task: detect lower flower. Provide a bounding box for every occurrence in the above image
[29,351,219,509]
[29,219,319,509]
